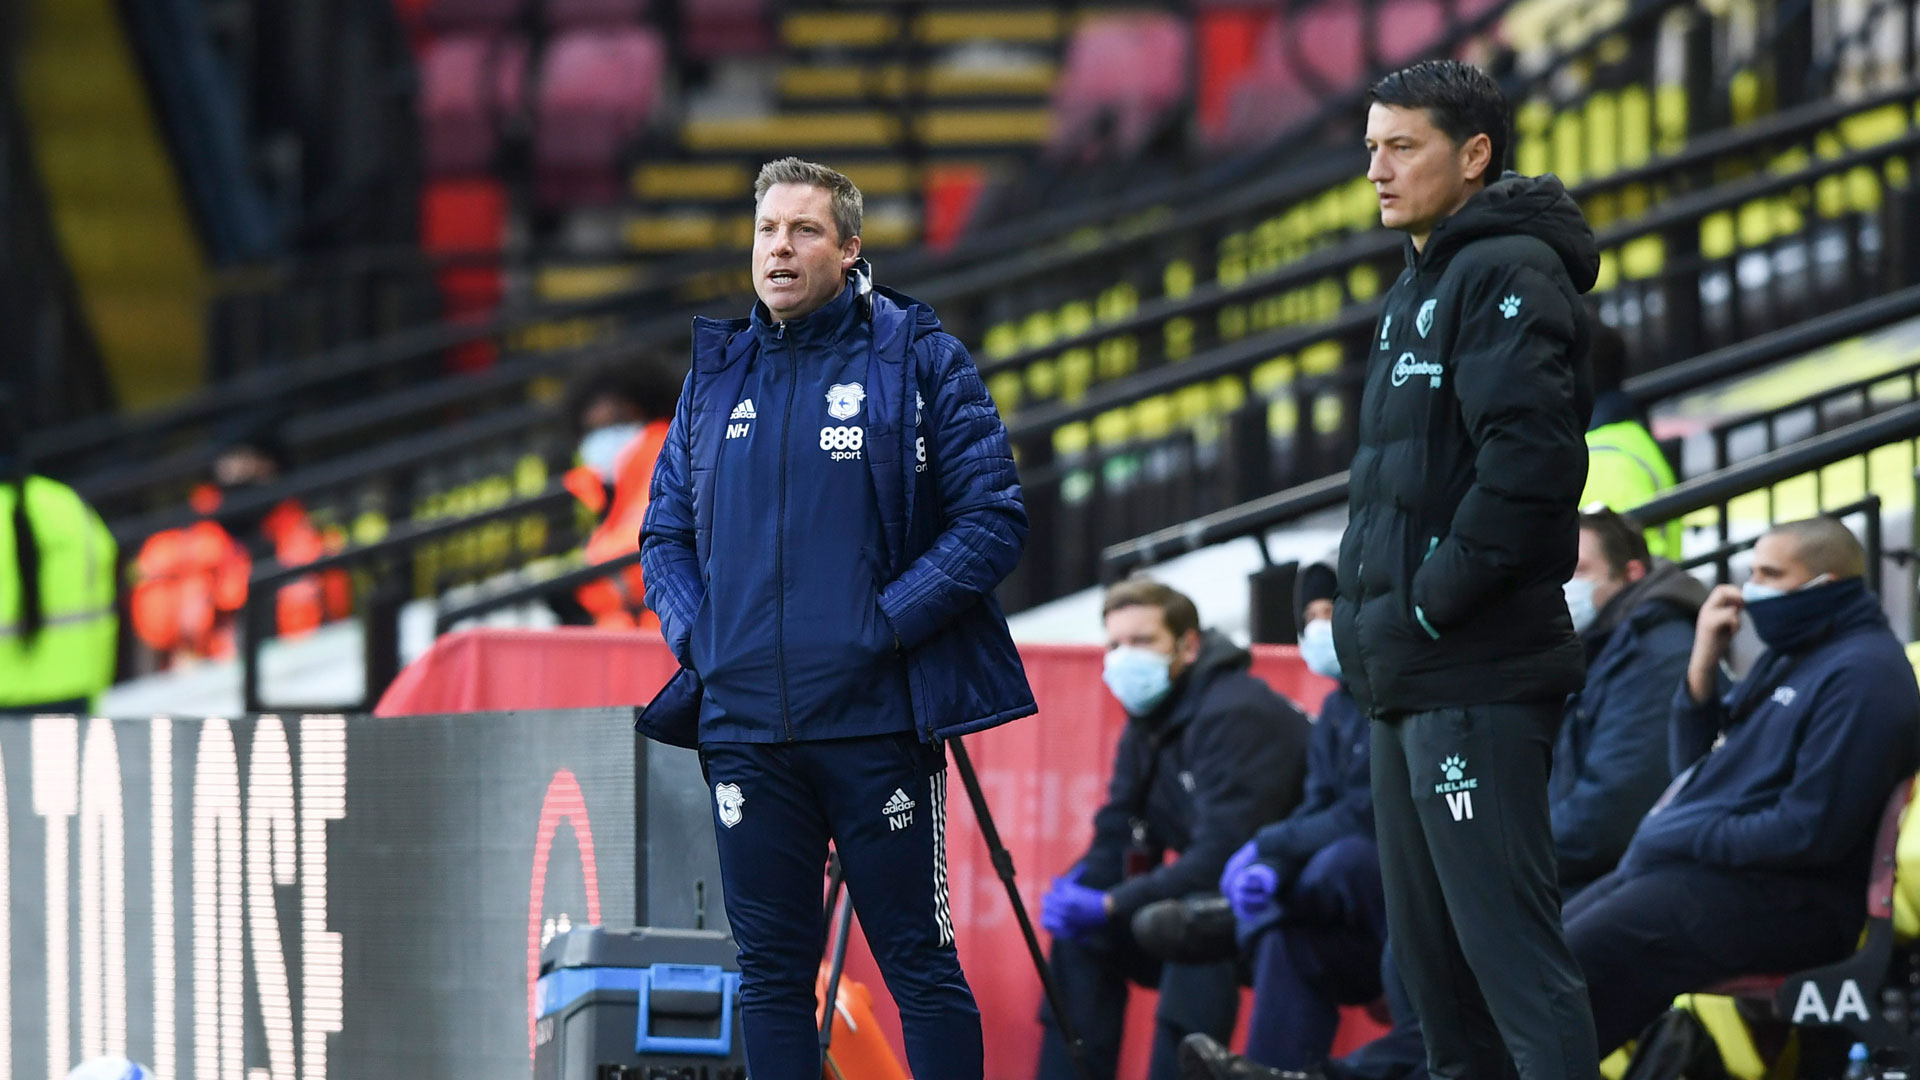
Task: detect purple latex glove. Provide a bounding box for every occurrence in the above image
[1225,861,1281,923]
[1039,868,1109,942]
[1219,838,1261,894]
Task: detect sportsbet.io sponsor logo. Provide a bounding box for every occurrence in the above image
[1392,351,1444,389]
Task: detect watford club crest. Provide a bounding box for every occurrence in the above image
[826,382,866,421]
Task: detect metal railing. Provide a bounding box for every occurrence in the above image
[1009,114,1920,608]
[1101,286,1920,579]
[240,485,579,713]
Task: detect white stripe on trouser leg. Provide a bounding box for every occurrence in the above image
[932,771,954,947]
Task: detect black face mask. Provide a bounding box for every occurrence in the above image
[1744,577,1862,653]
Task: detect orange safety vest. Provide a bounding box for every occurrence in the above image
[564,420,668,631]
[131,488,350,661]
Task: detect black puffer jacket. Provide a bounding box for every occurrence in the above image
[1080,631,1312,917]
[1333,173,1600,716]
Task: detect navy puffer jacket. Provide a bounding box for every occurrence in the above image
[637,276,1036,746]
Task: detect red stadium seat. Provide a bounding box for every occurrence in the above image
[680,0,773,60]
[543,0,648,28]
[1702,776,1913,1037]
[1049,13,1191,163]
[532,26,666,206]
[419,32,529,175]
[417,0,528,32]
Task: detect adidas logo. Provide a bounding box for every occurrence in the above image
[883,788,916,831]
[730,399,757,421]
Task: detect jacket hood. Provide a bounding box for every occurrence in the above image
[1417,172,1600,292]
[1587,559,1709,643]
[1149,630,1252,731]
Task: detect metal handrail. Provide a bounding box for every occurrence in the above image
[980,79,1920,382]
[239,485,575,712]
[1099,302,1920,576]
[1015,122,1920,441]
[432,549,645,633]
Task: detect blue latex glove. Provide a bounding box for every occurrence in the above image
[1040,868,1109,942]
[1219,839,1261,894]
[1225,861,1281,923]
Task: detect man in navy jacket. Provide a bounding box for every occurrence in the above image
[1551,508,1705,894]
[637,157,1034,1080]
[1565,516,1920,1055]
[1037,579,1310,1080]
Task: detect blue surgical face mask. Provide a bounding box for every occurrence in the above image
[1299,618,1341,679]
[1103,645,1174,716]
[1564,576,1600,635]
[578,423,641,480]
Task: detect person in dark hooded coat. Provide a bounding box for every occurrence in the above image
[1036,579,1310,1080]
[1553,508,1707,894]
[1327,59,1603,1080]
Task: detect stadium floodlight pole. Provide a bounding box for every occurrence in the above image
[949,736,1097,1080]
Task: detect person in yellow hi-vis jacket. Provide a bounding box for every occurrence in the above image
[1581,320,1682,560]
[0,389,118,715]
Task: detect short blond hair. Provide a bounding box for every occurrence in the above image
[753,157,863,244]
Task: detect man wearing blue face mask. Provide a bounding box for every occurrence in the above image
[1551,508,1705,895]
[1559,516,1920,1057]
[1175,560,1385,1077]
[1037,578,1311,1080]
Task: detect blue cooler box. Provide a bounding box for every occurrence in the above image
[534,926,747,1080]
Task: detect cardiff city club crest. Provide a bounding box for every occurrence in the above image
[715,782,745,828]
[826,382,866,421]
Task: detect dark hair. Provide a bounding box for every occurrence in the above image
[563,353,686,438]
[1103,577,1201,641]
[0,388,41,646]
[1579,507,1651,578]
[1586,317,1628,394]
[1368,60,1511,181]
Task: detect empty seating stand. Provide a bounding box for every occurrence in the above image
[619,1,1080,256]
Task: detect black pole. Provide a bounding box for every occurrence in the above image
[819,878,854,1053]
[948,737,1096,1080]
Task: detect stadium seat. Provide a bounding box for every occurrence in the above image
[533,26,666,206]
[1049,12,1190,163]
[1698,773,1916,1040]
[542,0,647,28]
[417,0,528,32]
[681,0,772,60]
[419,32,529,176]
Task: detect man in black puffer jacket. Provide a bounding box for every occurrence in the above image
[1037,579,1310,1080]
[1332,60,1601,1080]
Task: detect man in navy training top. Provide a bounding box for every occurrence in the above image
[637,156,1035,1080]
[1037,578,1310,1080]
[1565,515,1920,1056]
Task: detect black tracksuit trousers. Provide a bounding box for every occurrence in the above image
[1371,702,1599,1080]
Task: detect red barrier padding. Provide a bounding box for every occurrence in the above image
[379,629,1384,1077]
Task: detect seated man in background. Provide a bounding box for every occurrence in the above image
[1566,516,1920,1056]
[1552,507,1705,895]
[1156,560,1382,1074]
[1581,320,1680,560]
[1038,579,1312,1080]
[556,355,681,629]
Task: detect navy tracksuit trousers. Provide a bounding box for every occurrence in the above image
[701,733,981,1080]
[1243,836,1389,1070]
